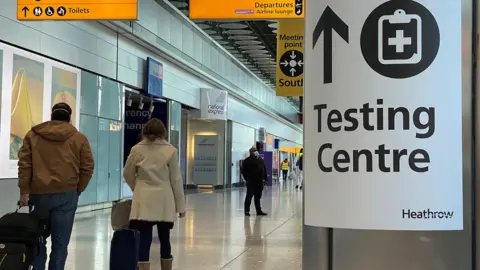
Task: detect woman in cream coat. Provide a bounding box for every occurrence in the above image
[123,118,186,270]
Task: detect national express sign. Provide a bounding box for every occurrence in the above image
[200,88,228,121]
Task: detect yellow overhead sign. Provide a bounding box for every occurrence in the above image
[276,19,304,97]
[17,0,138,20]
[189,0,304,20]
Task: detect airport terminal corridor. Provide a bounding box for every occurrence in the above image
[65,185,302,270]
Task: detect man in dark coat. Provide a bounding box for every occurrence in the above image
[241,147,268,216]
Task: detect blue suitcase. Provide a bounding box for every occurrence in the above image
[109,229,140,270]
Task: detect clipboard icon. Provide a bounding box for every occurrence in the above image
[378,9,422,65]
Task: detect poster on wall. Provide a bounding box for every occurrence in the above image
[193,135,219,185]
[304,0,462,230]
[0,42,81,178]
[0,50,3,134]
[10,55,44,160]
[52,67,78,127]
[146,57,163,98]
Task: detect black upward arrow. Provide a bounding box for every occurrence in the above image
[22,6,29,17]
[312,6,349,84]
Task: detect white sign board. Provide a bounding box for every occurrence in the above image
[194,135,219,185]
[304,0,462,230]
[200,88,228,120]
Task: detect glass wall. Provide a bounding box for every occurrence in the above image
[78,71,124,206]
[169,100,181,151]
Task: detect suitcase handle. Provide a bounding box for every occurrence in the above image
[16,201,34,213]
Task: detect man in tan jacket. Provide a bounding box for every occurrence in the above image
[17,102,94,270]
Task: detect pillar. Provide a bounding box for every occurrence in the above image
[302,0,474,269]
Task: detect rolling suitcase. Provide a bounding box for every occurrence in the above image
[109,229,140,270]
[0,204,44,270]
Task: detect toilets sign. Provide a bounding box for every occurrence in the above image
[304,0,463,230]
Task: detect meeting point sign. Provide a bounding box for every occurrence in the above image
[304,0,463,231]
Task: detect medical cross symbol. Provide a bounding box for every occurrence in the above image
[388,30,411,53]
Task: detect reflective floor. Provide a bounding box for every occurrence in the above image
[64,181,302,269]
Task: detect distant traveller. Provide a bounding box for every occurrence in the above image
[242,147,268,217]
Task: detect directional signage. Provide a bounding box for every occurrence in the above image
[17,0,138,20]
[304,0,462,231]
[276,19,304,96]
[189,0,305,20]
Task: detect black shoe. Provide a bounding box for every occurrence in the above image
[257,212,268,216]
[245,213,251,217]
[300,186,303,190]
[295,185,299,189]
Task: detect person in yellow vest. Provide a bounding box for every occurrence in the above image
[281,158,289,181]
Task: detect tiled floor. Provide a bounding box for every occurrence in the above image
[63,181,302,269]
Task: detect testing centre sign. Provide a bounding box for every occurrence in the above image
[189,0,304,20]
[276,19,304,97]
[304,0,463,231]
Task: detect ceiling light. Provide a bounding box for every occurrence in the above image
[138,96,144,110]
[272,29,278,34]
[257,65,276,68]
[244,49,269,54]
[149,101,155,113]
[196,23,210,30]
[216,20,242,22]
[230,35,257,40]
[254,57,275,61]
[126,93,132,107]
[223,29,253,35]
[170,1,188,8]
[239,45,265,50]
[256,62,276,66]
[216,40,229,45]
[222,46,235,50]
[210,35,223,40]
[219,23,248,29]
[268,23,278,28]
[249,53,271,57]
[235,40,262,45]
[254,59,275,63]
[204,30,217,35]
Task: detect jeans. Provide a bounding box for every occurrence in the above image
[29,191,78,270]
[244,188,263,214]
[282,170,288,180]
[138,224,172,261]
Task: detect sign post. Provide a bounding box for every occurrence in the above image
[17,0,138,20]
[305,0,462,231]
[200,88,228,121]
[189,0,305,20]
[276,19,304,97]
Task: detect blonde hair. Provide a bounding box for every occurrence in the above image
[142,118,167,141]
